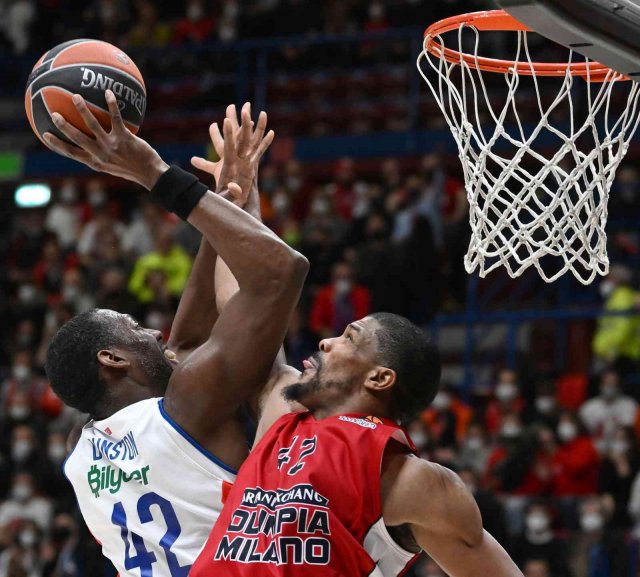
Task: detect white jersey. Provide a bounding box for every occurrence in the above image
[64,397,237,577]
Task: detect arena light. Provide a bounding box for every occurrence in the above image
[15,183,51,208]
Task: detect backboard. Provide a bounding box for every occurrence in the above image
[496,0,640,78]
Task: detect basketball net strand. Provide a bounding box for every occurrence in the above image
[417,25,640,284]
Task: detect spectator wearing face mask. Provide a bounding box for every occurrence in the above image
[592,265,640,371]
[456,422,492,476]
[598,426,640,528]
[511,502,570,577]
[484,414,545,533]
[485,369,525,435]
[421,385,472,447]
[0,472,52,533]
[40,431,75,511]
[569,497,628,577]
[44,181,81,252]
[128,226,193,306]
[459,467,509,547]
[406,419,431,456]
[7,425,51,482]
[0,519,43,577]
[552,411,600,497]
[1,351,48,417]
[580,370,637,452]
[41,513,86,577]
[309,261,371,339]
[531,381,560,428]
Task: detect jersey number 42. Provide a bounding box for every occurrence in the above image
[111,492,190,577]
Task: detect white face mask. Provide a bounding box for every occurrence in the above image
[48,443,67,463]
[465,437,484,451]
[526,512,550,533]
[59,183,78,204]
[611,440,629,456]
[431,392,451,411]
[410,431,428,449]
[580,512,604,532]
[145,311,164,331]
[187,3,203,21]
[535,396,556,415]
[19,529,37,549]
[12,483,33,502]
[599,280,616,299]
[62,284,80,302]
[311,198,330,216]
[501,423,522,439]
[495,382,518,402]
[334,279,352,295]
[9,404,30,421]
[558,422,578,443]
[463,481,477,494]
[272,191,290,214]
[17,284,37,304]
[11,440,32,462]
[12,365,31,382]
[88,188,107,207]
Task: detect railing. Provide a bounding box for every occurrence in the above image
[434,300,640,395]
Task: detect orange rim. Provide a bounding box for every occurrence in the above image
[423,9,626,82]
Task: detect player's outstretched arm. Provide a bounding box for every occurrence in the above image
[382,454,523,577]
[192,110,303,434]
[44,89,308,450]
[168,104,272,360]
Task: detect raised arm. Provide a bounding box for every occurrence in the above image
[191,125,304,441]
[382,453,523,577]
[168,104,272,360]
[44,90,308,456]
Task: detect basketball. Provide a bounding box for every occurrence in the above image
[24,39,146,147]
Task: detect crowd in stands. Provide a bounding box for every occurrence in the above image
[4,1,640,577]
[0,0,484,55]
[1,149,640,577]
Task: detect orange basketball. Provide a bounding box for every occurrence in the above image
[25,39,146,148]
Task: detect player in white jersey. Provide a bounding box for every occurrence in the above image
[44,93,309,577]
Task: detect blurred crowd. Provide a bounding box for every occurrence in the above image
[1,150,640,577]
[4,1,640,577]
[0,0,483,55]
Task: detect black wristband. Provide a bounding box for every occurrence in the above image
[149,165,208,220]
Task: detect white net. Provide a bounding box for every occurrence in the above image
[417,23,640,284]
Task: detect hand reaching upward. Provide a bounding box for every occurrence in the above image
[191,102,273,209]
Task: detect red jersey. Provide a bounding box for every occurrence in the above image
[191,412,419,577]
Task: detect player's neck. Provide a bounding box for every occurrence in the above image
[311,395,389,421]
[93,380,152,421]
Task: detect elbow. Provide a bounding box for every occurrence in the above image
[264,246,309,292]
[288,251,310,282]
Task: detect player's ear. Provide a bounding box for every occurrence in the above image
[97,349,131,370]
[364,367,396,392]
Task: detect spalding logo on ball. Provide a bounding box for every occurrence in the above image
[25,39,146,147]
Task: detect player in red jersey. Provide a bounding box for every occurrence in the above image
[188,184,522,577]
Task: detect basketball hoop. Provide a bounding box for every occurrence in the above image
[417,10,640,284]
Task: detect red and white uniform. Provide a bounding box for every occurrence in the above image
[191,411,419,577]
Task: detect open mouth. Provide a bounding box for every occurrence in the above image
[302,356,319,371]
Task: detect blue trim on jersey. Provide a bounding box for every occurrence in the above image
[157,399,238,475]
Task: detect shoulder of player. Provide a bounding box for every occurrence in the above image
[382,453,482,546]
[66,418,89,453]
